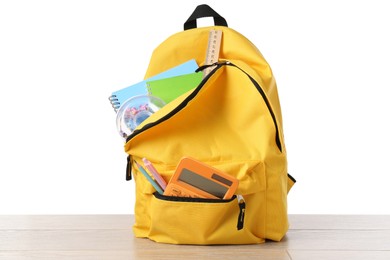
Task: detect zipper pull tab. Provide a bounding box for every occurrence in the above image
[126,155,132,181]
[236,195,246,230]
[195,61,230,73]
[195,62,219,73]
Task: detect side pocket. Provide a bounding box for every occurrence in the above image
[147,193,264,245]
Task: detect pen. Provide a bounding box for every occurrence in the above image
[142,158,167,190]
[135,161,164,194]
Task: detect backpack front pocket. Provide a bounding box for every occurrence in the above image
[148,193,264,245]
[131,160,266,245]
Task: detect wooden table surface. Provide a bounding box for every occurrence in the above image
[0,215,389,259]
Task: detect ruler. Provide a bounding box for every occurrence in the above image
[203,30,222,77]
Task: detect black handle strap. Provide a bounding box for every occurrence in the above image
[184,4,228,30]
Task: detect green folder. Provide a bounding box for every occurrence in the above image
[146,72,203,104]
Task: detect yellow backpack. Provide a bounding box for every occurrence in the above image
[124,4,295,244]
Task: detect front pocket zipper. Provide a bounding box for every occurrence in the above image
[153,192,246,230]
[236,194,246,230]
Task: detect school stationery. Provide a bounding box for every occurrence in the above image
[163,157,238,200]
[142,158,167,190]
[146,71,203,104]
[135,162,163,195]
[108,59,198,112]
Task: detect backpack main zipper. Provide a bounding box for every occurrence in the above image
[225,62,282,152]
[125,61,282,180]
[125,62,225,143]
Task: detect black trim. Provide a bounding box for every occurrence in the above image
[126,155,132,181]
[126,62,224,143]
[184,4,228,30]
[126,61,282,153]
[154,192,236,203]
[226,63,282,152]
[195,62,219,72]
[288,173,296,183]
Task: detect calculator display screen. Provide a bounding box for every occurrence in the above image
[179,168,228,199]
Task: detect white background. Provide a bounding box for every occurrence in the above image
[1,0,389,214]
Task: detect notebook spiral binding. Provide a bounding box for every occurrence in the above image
[108,95,121,112]
[146,83,153,95]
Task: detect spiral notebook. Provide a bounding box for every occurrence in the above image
[108,59,199,112]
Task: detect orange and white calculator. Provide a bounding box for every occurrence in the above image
[163,157,239,200]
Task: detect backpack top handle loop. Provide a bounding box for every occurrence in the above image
[184,4,228,30]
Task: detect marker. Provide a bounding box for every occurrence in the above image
[135,161,163,194]
[142,158,167,190]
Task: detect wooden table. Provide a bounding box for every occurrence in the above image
[0,215,389,259]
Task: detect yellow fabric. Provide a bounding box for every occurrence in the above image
[124,26,294,244]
